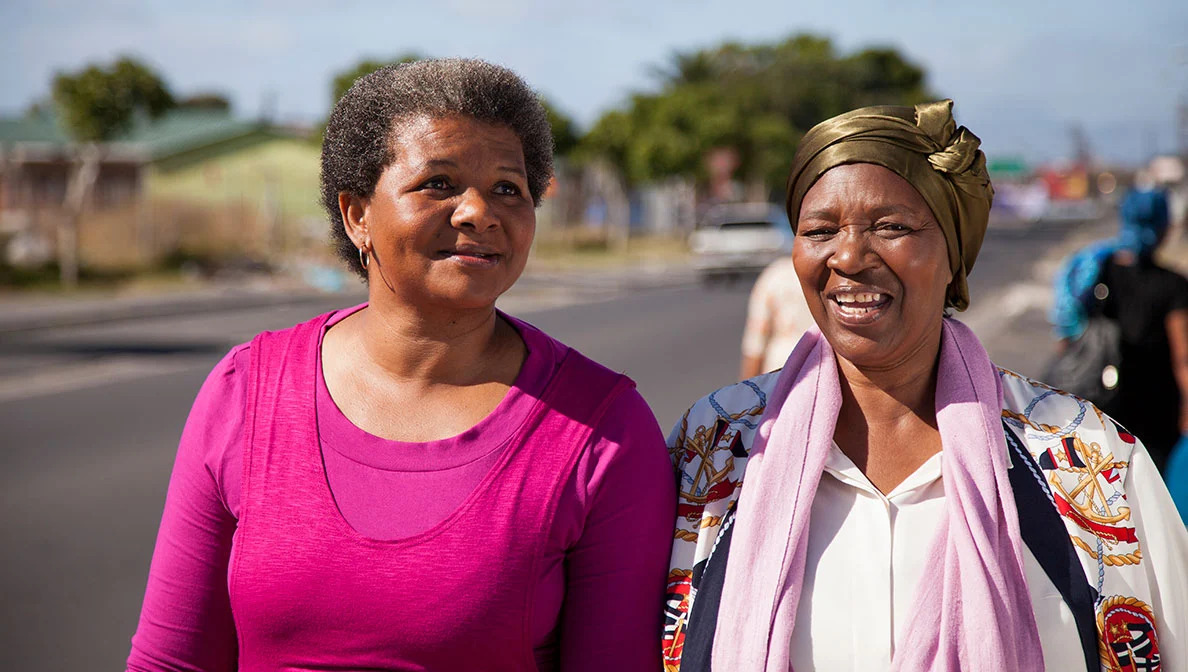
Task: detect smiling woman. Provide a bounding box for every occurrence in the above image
[793,164,953,376]
[126,59,674,672]
[664,101,1188,672]
[338,115,536,312]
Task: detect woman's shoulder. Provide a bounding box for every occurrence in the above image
[199,341,253,404]
[998,366,1139,461]
[997,367,1163,585]
[997,363,1148,564]
[669,370,782,525]
[670,370,781,462]
[504,312,635,390]
[252,307,348,348]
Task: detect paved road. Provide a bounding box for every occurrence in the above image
[0,216,1106,670]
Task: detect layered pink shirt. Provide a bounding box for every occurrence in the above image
[127,307,674,671]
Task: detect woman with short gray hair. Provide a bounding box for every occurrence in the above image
[127,58,674,671]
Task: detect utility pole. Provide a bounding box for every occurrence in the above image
[1177,97,1187,157]
[1068,123,1091,166]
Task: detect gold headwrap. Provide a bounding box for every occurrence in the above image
[784,99,993,311]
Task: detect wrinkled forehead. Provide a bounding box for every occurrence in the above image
[796,162,940,227]
[798,160,945,229]
[385,114,526,165]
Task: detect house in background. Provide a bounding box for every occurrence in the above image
[0,109,321,271]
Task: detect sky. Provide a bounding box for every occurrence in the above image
[2,0,1186,166]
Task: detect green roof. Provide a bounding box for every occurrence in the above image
[0,109,273,163]
[0,115,64,144]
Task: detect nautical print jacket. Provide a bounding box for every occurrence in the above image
[663,367,1186,672]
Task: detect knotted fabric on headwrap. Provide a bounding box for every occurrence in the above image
[784,99,994,311]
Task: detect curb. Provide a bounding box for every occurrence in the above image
[0,287,365,336]
[0,264,698,336]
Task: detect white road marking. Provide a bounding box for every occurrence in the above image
[0,356,194,403]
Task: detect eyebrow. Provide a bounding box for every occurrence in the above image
[496,165,527,177]
[868,204,924,219]
[798,208,837,222]
[419,159,459,171]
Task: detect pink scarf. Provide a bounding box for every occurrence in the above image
[712,319,1043,671]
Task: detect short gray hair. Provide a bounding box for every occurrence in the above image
[320,58,554,278]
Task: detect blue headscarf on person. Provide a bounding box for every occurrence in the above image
[1049,186,1171,339]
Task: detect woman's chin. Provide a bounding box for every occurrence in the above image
[820,321,908,370]
[436,288,507,311]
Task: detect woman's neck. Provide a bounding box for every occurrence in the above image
[348,294,513,387]
[836,355,938,429]
[832,331,944,493]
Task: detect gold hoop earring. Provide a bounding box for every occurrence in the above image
[358,247,370,270]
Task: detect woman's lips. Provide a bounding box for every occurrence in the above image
[437,249,501,268]
[827,291,892,325]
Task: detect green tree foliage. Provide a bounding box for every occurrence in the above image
[176,93,231,112]
[49,56,176,287]
[541,98,579,157]
[51,56,174,142]
[578,34,930,191]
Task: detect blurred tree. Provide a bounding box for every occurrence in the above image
[541,98,579,157]
[51,56,175,286]
[176,93,232,112]
[53,57,174,143]
[313,54,423,144]
[23,99,49,118]
[578,34,930,195]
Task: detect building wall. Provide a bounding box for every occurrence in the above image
[145,137,322,218]
[0,159,141,211]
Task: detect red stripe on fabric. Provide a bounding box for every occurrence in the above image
[1053,493,1137,543]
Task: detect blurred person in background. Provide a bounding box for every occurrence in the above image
[1050,178,1188,476]
[739,256,815,379]
[664,101,1188,672]
[126,59,674,672]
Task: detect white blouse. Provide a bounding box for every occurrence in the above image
[664,366,1188,672]
[787,441,1184,672]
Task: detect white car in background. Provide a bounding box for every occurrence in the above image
[688,202,794,283]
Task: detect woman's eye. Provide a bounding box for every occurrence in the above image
[421,177,452,191]
[799,226,837,239]
[876,222,911,234]
[494,182,523,196]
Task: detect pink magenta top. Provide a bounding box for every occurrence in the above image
[127,306,675,671]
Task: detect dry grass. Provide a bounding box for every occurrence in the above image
[528,230,690,271]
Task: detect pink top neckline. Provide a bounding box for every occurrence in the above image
[315,304,557,472]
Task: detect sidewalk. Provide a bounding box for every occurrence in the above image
[0,278,364,335]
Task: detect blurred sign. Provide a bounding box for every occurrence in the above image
[1038,165,1090,201]
[987,157,1029,180]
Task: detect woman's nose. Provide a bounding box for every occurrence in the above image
[826,229,874,275]
[451,188,499,232]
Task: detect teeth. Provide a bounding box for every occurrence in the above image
[835,292,884,304]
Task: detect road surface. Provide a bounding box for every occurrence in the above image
[0,216,1106,670]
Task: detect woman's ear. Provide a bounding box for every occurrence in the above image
[339,192,370,250]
